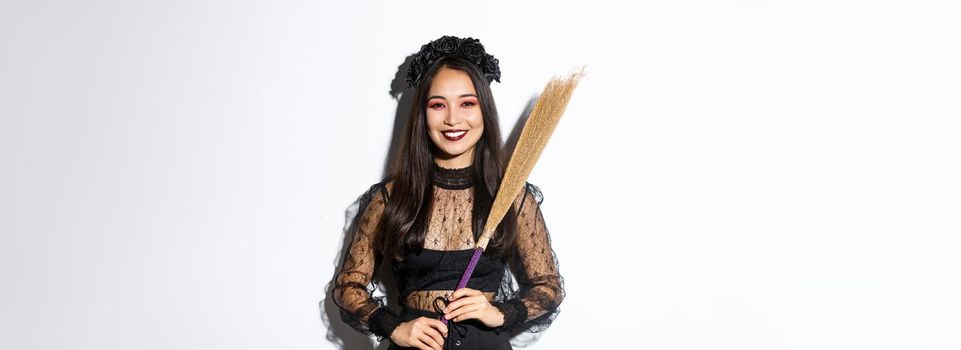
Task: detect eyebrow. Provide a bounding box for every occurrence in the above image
[427,94,478,100]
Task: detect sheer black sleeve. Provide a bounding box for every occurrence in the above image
[332,182,399,341]
[492,183,565,334]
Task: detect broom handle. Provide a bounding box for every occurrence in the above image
[440,247,484,325]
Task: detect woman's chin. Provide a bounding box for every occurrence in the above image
[437,151,467,159]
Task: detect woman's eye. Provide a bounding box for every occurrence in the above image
[461,101,476,107]
[429,102,445,109]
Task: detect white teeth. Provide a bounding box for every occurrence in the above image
[443,131,466,137]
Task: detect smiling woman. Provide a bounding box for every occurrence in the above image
[332,36,564,350]
[426,68,485,169]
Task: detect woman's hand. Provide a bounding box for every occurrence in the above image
[443,288,505,327]
[390,317,448,350]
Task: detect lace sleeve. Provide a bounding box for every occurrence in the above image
[493,183,565,333]
[332,182,399,340]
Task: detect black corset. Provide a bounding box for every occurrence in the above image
[392,249,505,302]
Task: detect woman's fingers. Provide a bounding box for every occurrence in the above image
[414,317,447,349]
[405,337,427,350]
[424,317,449,337]
[444,294,484,315]
[443,288,502,325]
[407,338,426,350]
[452,309,479,322]
[444,297,483,321]
[445,288,483,319]
[391,317,448,350]
[401,317,447,350]
[420,320,446,349]
[450,287,481,300]
[418,333,442,350]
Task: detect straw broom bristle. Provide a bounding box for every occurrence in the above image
[476,67,586,249]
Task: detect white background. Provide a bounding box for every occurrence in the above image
[2,1,959,349]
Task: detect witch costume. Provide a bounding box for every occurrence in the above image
[331,36,564,350]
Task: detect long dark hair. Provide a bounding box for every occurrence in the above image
[377,56,518,261]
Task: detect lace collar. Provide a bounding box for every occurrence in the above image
[432,163,474,190]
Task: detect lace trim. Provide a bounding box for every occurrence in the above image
[491,298,528,333]
[368,306,400,341]
[432,163,474,190]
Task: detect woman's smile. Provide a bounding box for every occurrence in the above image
[442,130,467,141]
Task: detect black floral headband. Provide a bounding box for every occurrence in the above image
[405,35,502,89]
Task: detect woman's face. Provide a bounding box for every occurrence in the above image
[425,67,484,168]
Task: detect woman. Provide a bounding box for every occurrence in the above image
[332,35,563,350]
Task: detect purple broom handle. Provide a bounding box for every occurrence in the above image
[440,247,484,325]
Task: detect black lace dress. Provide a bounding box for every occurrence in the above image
[332,163,564,349]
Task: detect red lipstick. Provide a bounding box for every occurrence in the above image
[442,129,467,141]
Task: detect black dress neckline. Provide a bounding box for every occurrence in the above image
[432,162,474,190]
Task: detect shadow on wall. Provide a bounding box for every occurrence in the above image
[319,53,540,350]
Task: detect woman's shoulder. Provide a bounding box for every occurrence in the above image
[513,181,545,211]
[523,181,544,202]
[350,178,393,219]
[360,177,393,202]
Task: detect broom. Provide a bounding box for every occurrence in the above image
[441,67,585,325]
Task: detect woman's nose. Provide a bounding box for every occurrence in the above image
[444,109,462,126]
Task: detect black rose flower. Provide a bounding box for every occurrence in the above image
[417,44,434,57]
[482,55,501,83]
[406,63,422,88]
[415,50,433,69]
[415,45,433,66]
[407,48,437,87]
[407,58,428,87]
[432,36,460,54]
[458,37,485,62]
